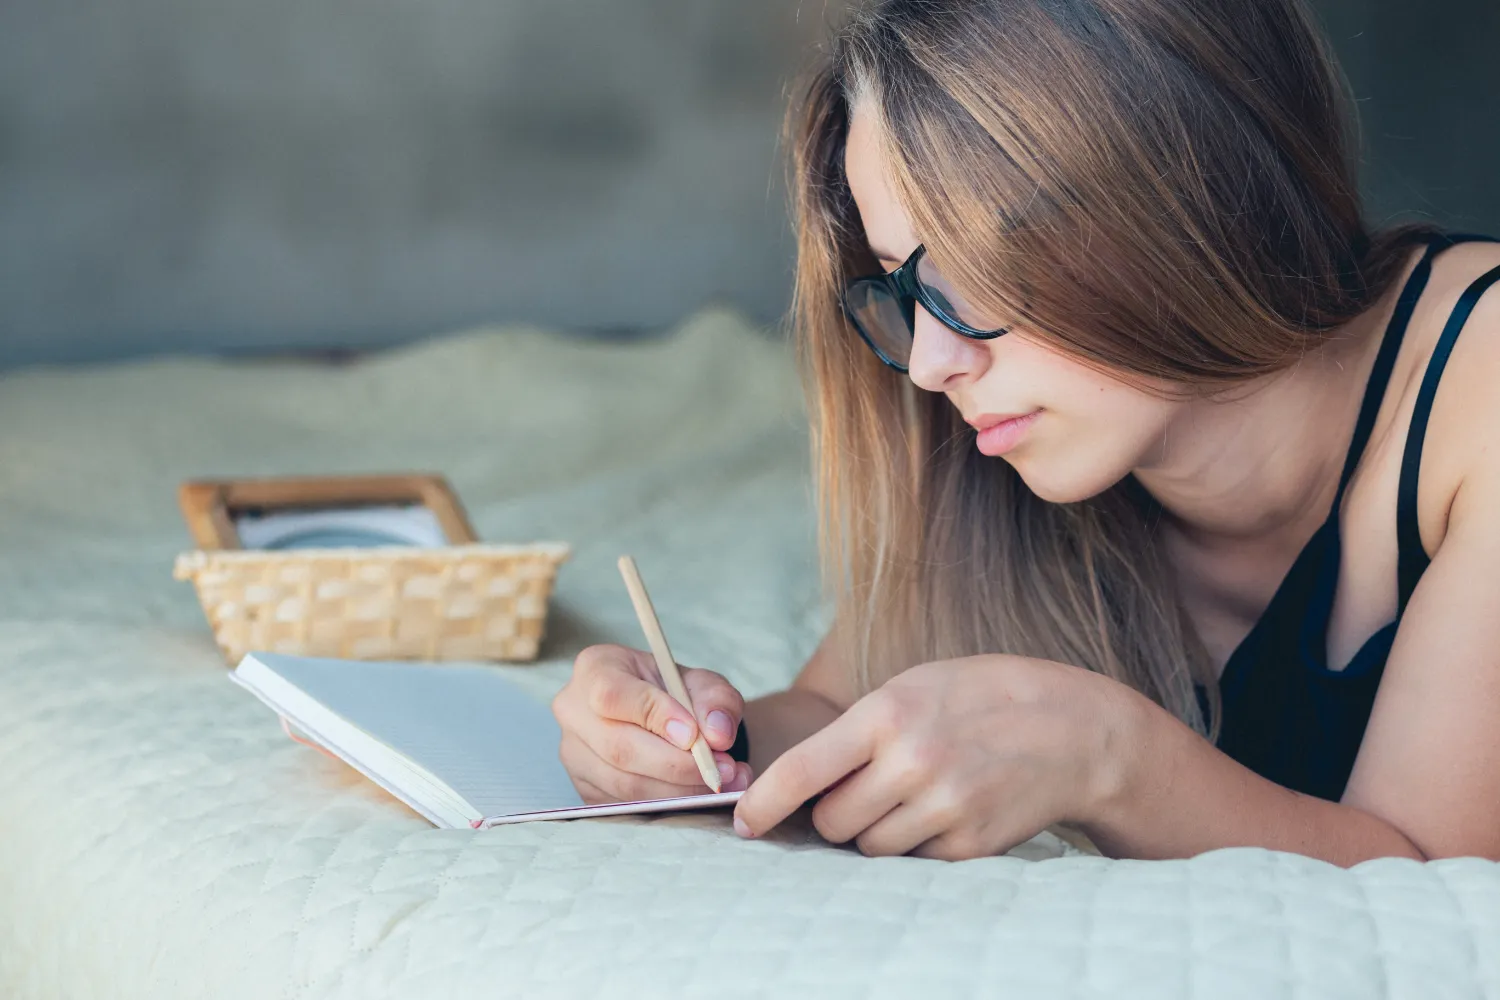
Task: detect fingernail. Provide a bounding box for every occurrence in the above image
[733,816,753,838]
[717,760,736,784]
[705,710,733,741]
[664,719,694,750]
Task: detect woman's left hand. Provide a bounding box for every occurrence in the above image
[731,654,1145,859]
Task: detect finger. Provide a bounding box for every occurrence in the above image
[585,662,700,751]
[561,731,706,800]
[681,668,745,751]
[560,736,614,801]
[807,762,902,845]
[581,717,720,787]
[909,810,1055,861]
[723,761,754,794]
[733,711,876,837]
[573,643,660,684]
[711,751,739,791]
[561,736,707,803]
[852,793,955,857]
[908,829,991,862]
[552,681,649,774]
[570,773,612,805]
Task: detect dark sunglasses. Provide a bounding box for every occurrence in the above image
[841,244,1010,373]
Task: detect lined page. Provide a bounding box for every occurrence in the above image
[249,654,585,818]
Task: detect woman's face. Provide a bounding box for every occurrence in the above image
[844,101,1182,503]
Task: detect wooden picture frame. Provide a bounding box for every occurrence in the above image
[178,473,478,550]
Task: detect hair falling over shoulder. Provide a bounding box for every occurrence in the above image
[787,0,1434,735]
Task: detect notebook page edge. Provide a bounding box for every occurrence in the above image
[476,791,743,828]
[228,665,460,827]
[231,655,480,828]
[230,660,472,827]
[249,654,582,818]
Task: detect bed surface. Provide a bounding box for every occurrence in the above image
[1,311,1496,998]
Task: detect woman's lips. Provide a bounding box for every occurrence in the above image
[971,410,1041,456]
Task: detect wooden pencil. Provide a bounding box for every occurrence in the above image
[616,555,723,793]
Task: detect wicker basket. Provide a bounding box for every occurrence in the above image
[173,543,571,664]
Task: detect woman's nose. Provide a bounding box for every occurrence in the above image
[905,305,987,392]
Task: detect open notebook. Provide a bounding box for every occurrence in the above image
[230,652,741,829]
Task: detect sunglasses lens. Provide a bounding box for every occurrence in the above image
[844,279,912,369]
[915,252,1007,333]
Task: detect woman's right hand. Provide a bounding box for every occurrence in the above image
[552,643,754,803]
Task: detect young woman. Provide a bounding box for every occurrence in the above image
[551,0,1500,864]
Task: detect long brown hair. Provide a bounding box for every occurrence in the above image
[788,0,1429,733]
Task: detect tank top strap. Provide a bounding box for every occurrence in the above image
[1395,235,1500,612]
[1331,235,1444,505]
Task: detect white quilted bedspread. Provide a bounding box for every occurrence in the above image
[1,310,1497,999]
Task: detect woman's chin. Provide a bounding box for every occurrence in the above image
[1006,454,1119,505]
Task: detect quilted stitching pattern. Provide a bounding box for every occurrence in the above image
[0,311,1496,998]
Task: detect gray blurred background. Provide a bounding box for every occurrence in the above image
[1,0,1496,370]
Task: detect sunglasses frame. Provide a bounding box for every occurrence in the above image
[840,244,1010,373]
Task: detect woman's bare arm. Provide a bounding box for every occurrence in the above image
[740,629,852,774]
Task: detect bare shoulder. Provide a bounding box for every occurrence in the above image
[1401,240,1500,552]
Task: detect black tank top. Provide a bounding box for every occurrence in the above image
[1215,232,1500,802]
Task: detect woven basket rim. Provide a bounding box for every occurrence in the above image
[173,541,571,576]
